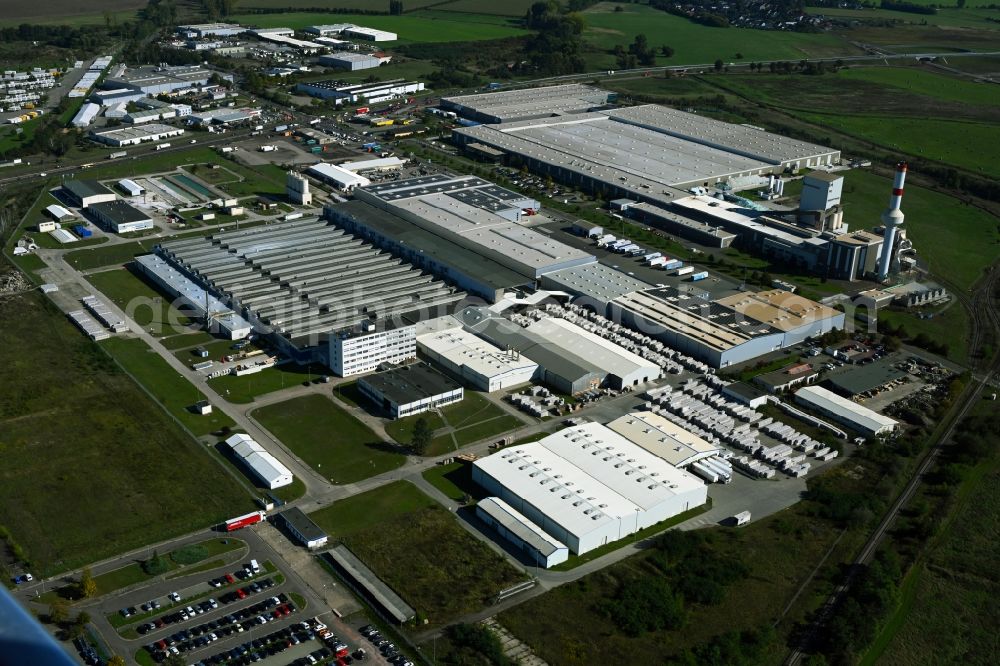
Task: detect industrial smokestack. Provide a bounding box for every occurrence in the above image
[877,162,907,281]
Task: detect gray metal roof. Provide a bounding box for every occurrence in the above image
[358,362,461,405]
[442,84,612,122]
[275,507,327,543]
[62,179,113,199]
[326,545,415,624]
[330,201,529,291]
[540,263,652,305]
[477,497,566,558]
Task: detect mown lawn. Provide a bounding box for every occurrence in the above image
[253,394,405,484]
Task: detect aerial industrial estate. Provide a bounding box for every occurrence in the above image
[0,4,997,666]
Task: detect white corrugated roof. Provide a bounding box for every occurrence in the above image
[795,386,897,434]
[417,326,538,378]
[474,423,704,540]
[226,433,293,488]
[607,412,722,467]
[307,162,370,188]
[525,317,659,383]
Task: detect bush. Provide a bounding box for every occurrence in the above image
[169,544,208,566]
[141,550,170,576]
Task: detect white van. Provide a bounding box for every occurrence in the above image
[250,559,261,574]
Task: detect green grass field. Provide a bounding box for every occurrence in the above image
[101,337,235,437]
[0,290,251,575]
[252,394,405,484]
[208,363,328,403]
[805,114,1000,179]
[384,392,521,454]
[309,480,436,538]
[235,0,443,10]
[806,6,1000,29]
[878,304,970,364]
[311,481,526,626]
[65,241,157,271]
[581,3,859,67]
[431,0,536,16]
[839,169,1000,291]
[84,267,193,336]
[229,11,528,43]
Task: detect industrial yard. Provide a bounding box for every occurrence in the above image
[0,4,997,665]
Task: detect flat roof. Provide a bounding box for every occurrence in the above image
[308,162,370,188]
[276,507,327,542]
[417,325,539,378]
[540,263,652,305]
[607,105,837,165]
[715,289,842,333]
[326,545,415,623]
[474,422,704,538]
[92,123,183,140]
[478,496,567,557]
[824,363,908,396]
[442,84,612,122]
[359,362,461,405]
[89,200,151,224]
[607,411,721,467]
[524,317,658,383]
[795,385,898,434]
[613,290,757,352]
[459,307,603,384]
[722,380,768,402]
[329,200,528,292]
[62,179,113,199]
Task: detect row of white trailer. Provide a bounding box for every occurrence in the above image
[645,375,836,481]
[539,302,712,375]
[593,234,687,274]
[68,295,128,340]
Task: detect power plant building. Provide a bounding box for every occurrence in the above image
[472,423,707,555]
[417,323,539,392]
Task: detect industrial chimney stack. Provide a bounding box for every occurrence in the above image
[877,162,907,281]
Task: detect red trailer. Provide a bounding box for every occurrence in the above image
[224,511,266,532]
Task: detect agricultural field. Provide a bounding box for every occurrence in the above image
[604,74,732,104]
[0,288,251,576]
[252,394,405,484]
[431,0,536,16]
[807,6,1000,29]
[310,481,527,627]
[838,169,1000,292]
[235,0,442,10]
[804,115,1000,179]
[0,0,144,25]
[229,10,528,43]
[580,3,860,67]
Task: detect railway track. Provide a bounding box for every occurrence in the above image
[785,267,999,665]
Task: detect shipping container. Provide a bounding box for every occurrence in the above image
[690,271,709,281]
[676,266,694,276]
[108,151,127,159]
[733,510,751,526]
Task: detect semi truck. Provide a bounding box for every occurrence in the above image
[155,143,171,150]
[675,265,694,276]
[663,259,683,270]
[108,151,127,159]
[648,256,667,268]
[224,511,266,532]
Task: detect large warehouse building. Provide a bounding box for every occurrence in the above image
[329,200,530,302]
[153,217,466,365]
[417,321,539,392]
[794,386,898,437]
[457,307,660,393]
[351,175,595,279]
[472,423,707,555]
[607,411,723,468]
[453,104,839,205]
[609,286,844,368]
[441,84,615,124]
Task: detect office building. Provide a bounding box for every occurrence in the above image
[358,362,464,419]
